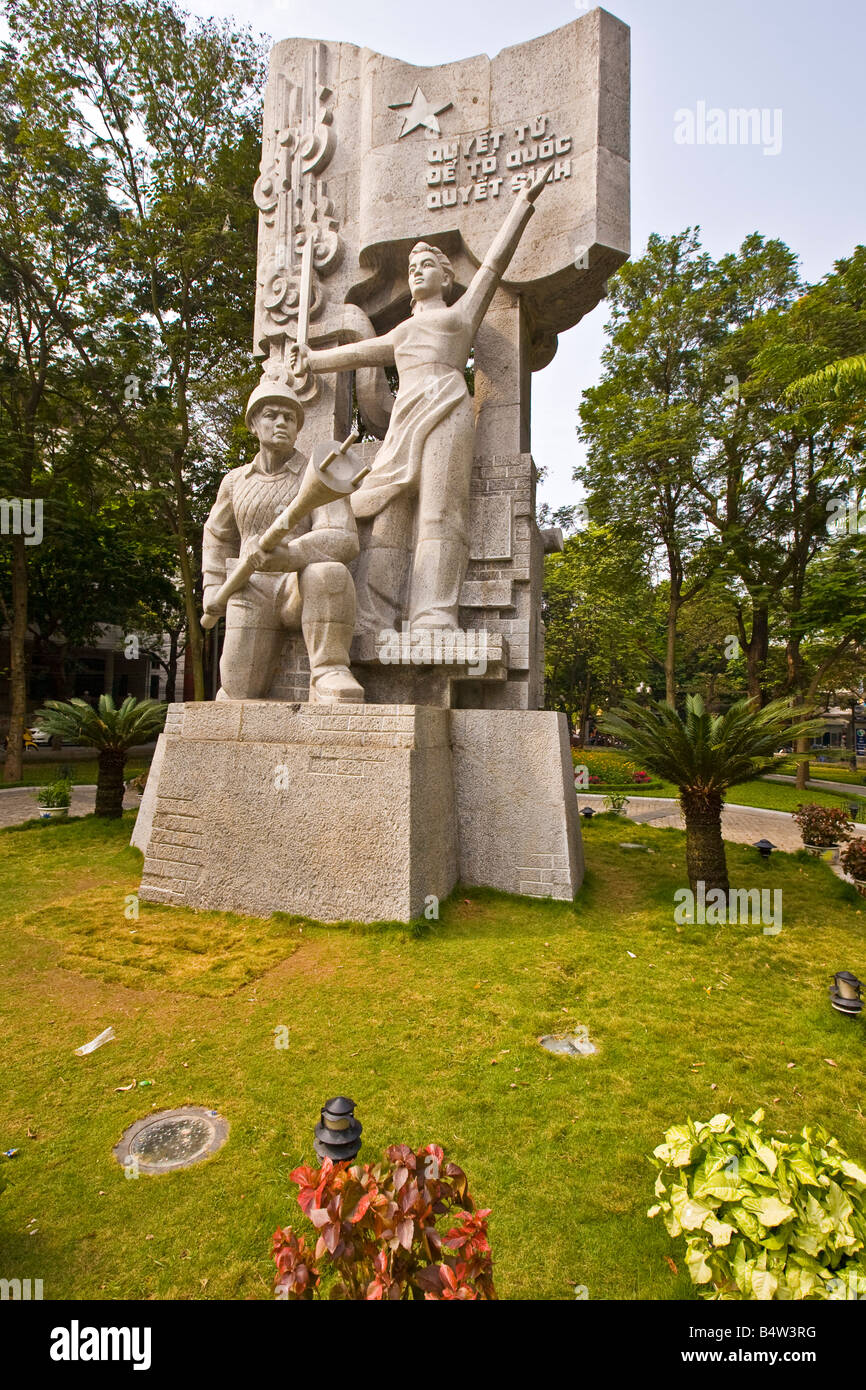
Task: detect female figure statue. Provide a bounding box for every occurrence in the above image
[290,166,550,633]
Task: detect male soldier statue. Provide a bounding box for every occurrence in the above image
[202,377,365,704]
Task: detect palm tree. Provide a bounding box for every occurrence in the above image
[34,695,166,819]
[599,695,821,893]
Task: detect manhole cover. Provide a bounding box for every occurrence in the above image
[539,1031,598,1057]
[114,1107,229,1174]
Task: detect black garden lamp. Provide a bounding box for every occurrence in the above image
[580,806,596,820]
[754,839,776,861]
[847,801,861,822]
[829,971,863,1017]
[314,1095,362,1162]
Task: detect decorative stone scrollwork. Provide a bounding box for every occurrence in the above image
[297,101,335,176]
[254,44,343,355]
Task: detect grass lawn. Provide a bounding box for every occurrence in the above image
[772,757,866,788]
[577,749,866,818]
[0,758,153,790]
[1,811,865,1301]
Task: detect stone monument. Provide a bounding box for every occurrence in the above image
[133,10,630,922]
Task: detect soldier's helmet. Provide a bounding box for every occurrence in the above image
[245,373,305,431]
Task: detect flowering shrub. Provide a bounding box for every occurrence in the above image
[272,1143,496,1300]
[841,837,866,880]
[649,1111,866,1300]
[572,750,656,787]
[792,803,853,847]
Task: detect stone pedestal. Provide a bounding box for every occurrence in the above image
[133,702,583,923]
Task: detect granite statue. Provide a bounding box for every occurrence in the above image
[201,377,365,703]
[290,166,551,635]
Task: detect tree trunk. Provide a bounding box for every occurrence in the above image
[49,639,70,700]
[680,788,729,894]
[165,630,179,704]
[745,602,769,704]
[795,735,810,791]
[578,675,592,747]
[4,533,28,783]
[173,459,204,701]
[95,747,126,818]
[788,691,811,791]
[665,599,678,708]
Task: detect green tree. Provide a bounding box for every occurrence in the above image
[782,536,866,784]
[0,483,181,702]
[600,696,820,894]
[543,523,656,738]
[577,230,720,704]
[0,40,118,779]
[5,0,267,700]
[579,232,864,720]
[34,693,166,816]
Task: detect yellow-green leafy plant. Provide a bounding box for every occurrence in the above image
[649,1111,866,1300]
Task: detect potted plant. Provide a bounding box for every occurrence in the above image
[840,838,866,896]
[792,803,853,863]
[35,777,72,821]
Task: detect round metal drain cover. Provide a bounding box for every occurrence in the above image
[539,1032,598,1057]
[114,1107,229,1174]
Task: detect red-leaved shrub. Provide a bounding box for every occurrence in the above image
[272,1143,496,1300]
[793,803,853,847]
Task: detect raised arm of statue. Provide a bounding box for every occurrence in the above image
[460,165,553,337]
[291,331,396,379]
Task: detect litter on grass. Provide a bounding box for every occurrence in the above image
[74,1026,115,1056]
[539,1031,598,1058]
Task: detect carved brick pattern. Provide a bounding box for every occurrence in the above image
[459,451,541,703]
[164,705,185,735]
[140,794,204,898]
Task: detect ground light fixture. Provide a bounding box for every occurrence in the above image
[580,807,596,819]
[314,1095,362,1162]
[829,971,863,1017]
[847,801,861,821]
[753,839,776,860]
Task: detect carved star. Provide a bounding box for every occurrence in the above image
[389,86,453,138]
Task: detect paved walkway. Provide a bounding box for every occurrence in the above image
[762,773,866,798]
[578,794,866,869]
[0,785,141,829]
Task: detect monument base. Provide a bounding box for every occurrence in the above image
[133,702,583,923]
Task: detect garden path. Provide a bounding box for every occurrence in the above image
[578,794,866,882]
[0,785,142,829]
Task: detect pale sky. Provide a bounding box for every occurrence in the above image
[186,0,866,510]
